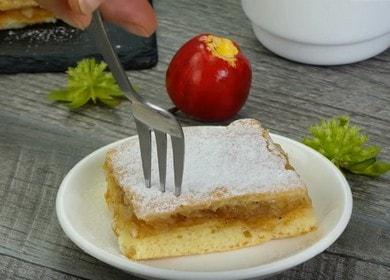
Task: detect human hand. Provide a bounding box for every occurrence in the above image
[36,0,157,37]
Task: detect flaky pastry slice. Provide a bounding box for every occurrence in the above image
[0,1,55,30]
[104,119,316,260]
[0,0,38,11]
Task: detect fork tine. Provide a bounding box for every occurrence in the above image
[154,130,167,192]
[90,11,186,195]
[135,120,152,188]
[171,136,185,196]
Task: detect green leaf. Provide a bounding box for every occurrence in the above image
[99,98,121,108]
[48,58,124,109]
[48,89,73,101]
[302,116,390,177]
[350,161,390,177]
[347,157,377,172]
[68,89,91,109]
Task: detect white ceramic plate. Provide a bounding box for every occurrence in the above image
[56,133,352,280]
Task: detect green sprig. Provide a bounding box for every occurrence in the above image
[48,58,124,108]
[302,116,390,177]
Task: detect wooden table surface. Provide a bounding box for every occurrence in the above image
[1,0,389,279]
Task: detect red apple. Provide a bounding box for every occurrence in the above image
[166,34,252,122]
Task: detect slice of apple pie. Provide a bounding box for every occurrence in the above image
[104,119,316,260]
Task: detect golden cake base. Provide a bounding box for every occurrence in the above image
[105,172,316,260]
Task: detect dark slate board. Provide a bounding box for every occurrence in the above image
[0,21,157,74]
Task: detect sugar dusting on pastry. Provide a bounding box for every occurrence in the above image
[110,119,305,220]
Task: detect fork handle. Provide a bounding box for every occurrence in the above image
[89,11,142,103]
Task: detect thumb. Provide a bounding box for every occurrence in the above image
[36,0,103,29]
[69,0,103,15]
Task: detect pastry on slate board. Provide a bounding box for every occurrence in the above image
[0,0,158,74]
[0,0,56,30]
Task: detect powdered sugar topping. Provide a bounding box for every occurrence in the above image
[109,119,305,220]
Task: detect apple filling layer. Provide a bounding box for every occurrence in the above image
[105,170,314,238]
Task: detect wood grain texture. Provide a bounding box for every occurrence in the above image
[0,0,389,279]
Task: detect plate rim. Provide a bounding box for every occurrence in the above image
[56,133,353,280]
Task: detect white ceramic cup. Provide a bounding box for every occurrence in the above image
[242,0,390,65]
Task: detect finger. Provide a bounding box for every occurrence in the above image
[100,0,157,37]
[36,0,103,29]
[36,0,157,36]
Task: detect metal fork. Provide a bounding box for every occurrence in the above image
[89,11,185,196]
